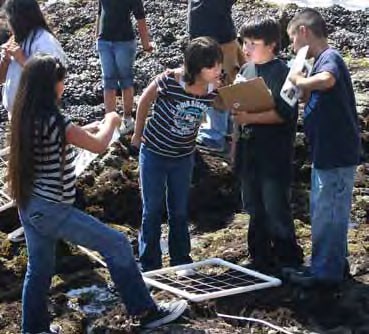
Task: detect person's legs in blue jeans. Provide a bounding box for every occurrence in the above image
[240,168,273,265]
[260,174,303,267]
[57,207,156,315]
[114,40,136,90]
[197,107,228,151]
[96,39,119,113]
[310,166,356,281]
[114,40,136,118]
[21,214,57,333]
[166,154,194,266]
[20,196,156,333]
[138,145,167,271]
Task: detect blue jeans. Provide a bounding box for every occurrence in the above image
[310,166,356,281]
[138,145,194,271]
[197,107,228,148]
[19,196,155,334]
[96,39,137,90]
[240,160,303,267]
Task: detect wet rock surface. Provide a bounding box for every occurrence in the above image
[0,0,368,333]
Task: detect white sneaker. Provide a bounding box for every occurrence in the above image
[35,324,62,334]
[119,116,135,135]
[176,268,197,278]
[7,226,25,243]
[140,300,188,329]
[49,324,62,334]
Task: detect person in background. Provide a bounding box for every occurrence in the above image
[0,0,66,118]
[187,0,245,152]
[8,53,187,334]
[96,0,153,135]
[131,37,223,273]
[232,17,303,272]
[287,8,360,288]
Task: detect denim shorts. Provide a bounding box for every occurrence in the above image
[96,39,137,90]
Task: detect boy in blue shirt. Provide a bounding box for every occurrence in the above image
[287,8,360,286]
[232,17,303,271]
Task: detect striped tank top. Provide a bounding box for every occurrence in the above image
[33,115,76,204]
[143,72,218,157]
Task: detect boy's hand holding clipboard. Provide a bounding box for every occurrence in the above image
[213,76,275,113]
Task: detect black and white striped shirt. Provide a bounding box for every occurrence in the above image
[33,115,76,204]
[143,73,218,157]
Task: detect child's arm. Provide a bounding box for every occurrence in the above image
[82,121,101,134]
[66,112,121,154]
[137,18,153,52]
[289,71,336,92]
[131,78,159,147]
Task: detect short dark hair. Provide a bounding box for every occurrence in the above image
[183,36,223,85]
[239,16,281,54]
[288,8,328,38]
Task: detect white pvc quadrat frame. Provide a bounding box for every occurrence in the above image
[0,146,15,213]
[142,258,282,302]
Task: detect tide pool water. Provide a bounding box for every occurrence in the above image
[267,0,369,11]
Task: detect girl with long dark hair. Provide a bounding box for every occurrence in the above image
[8,53,187,334]
[1,0,66,116]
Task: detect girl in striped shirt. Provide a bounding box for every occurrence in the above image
[8,54,187,333]
[131,37,223,272]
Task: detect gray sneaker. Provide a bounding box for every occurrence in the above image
[49,324,62,333]
[140,300,188,329]
[119,116,135,135]
[36,323,62,334]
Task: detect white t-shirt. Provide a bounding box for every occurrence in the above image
[2,28,66,114]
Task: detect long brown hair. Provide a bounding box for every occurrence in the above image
[8,53,66,207]
[3,0,53,54]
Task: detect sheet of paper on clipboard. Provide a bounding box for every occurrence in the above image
[214,77,275,113]
[280,45,312,107]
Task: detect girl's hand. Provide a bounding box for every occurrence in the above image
[104,111,121,128]
[0,37,13,61]
[1,35,14,58]
[131,132,142,148]
[5,40,26,65]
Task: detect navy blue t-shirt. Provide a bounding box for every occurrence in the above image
[304,48,360,169]
[237,59,298,178]
[187,0,236,44]
[98,0,145,42]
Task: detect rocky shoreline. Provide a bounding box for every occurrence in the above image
[0,0,368,333]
